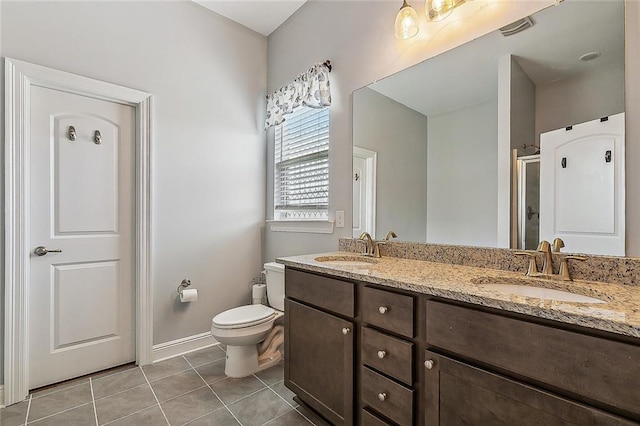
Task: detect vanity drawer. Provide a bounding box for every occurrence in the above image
[426,300,640,417]
[361,367,414,426]
[285,268,354,317]
[361,327,413,386]
[361,286,414,338]
[361,409,392,426]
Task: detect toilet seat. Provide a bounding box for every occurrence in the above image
[212,305,277,329]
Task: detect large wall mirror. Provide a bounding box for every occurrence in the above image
[352,0,625,256]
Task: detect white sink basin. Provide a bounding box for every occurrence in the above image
[314,255,377,267]
[476,284,606,304]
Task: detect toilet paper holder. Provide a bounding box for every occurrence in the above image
[177,279,192,295]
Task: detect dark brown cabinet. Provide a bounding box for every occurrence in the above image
[284,270,355,425]
[361,327,413,386]
[423,350,636,426]
[361,286,414,338]
[359,286,417,425]
[425,300,640,422]
[361,366,414,426]
[284,267,640,426]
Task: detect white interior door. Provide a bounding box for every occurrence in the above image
[29,86,135,388]
[353,147,377,238]
[353,156,366,238]
[539,113,625,256]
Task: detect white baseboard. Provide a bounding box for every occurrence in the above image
[0,337,217,403]
[152,332,219,363]
[0,336,217,405]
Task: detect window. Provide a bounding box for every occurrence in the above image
[274,105,329,220]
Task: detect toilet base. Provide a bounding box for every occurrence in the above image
[224,345,282,378]
[224,345,259,378]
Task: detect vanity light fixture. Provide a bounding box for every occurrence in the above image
[395,0,469,40]
[395,0,420,40]
[425,0,457,22]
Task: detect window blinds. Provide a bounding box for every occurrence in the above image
[275,106,329,219]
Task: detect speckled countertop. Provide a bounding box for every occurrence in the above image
[277,252,640,339]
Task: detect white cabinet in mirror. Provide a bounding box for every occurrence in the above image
[352,0,625,256]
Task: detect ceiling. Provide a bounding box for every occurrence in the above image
[369,0,624,117]
[193,0,307,36]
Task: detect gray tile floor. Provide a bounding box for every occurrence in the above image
[0,345,323,426]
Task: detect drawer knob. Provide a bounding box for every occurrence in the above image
[378,392,387,402]
[378,306,389,314]
[424,359,435,370]
[377,350,387,359]
[341,327,351,335]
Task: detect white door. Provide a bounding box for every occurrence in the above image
[29,86,135,388]
[353,156,366,238]
[539,113,625,256]
[353,147,377,238]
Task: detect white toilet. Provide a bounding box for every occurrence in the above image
[211,262,285,378]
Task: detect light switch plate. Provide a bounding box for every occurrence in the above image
[336,210,345,228]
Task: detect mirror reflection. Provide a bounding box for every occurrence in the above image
[352,0,625,256]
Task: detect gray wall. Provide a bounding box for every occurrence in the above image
[1,0,267,383]
[510,59,536,155]
[536,64,625,142]
[264,0,558,262]
[353,88,428,242]
[509,58,537,248]
[427,100,499,246]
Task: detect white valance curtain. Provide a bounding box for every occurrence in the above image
[265,62,332,129]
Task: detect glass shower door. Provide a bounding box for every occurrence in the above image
[516,155,540,250]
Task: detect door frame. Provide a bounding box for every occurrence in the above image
[4,57,153,405]
[352,146,377,238]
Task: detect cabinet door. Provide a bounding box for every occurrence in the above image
[424,351,636,426]
[426,301,640,418]
[285,299,354,425]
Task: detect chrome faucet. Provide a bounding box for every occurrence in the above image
[537,240,554,276]
[359,232,381,258]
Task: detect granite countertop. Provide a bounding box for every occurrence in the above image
[277,252,640,339]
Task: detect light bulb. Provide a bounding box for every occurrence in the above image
[394,0,419,39]
[425,0,455,21]
[432,0,446,11]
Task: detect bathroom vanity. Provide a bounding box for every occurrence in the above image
[279,251,640,425]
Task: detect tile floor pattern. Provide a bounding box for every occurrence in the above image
[0,346,329,426]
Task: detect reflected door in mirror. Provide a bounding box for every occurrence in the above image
[539,113,625,256]
[353,147,377,238]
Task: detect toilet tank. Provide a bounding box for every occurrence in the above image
[264,262,285,311]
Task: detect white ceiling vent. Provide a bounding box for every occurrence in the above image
[499,16,534,37]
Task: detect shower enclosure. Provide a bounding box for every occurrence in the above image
[516,154,540,250]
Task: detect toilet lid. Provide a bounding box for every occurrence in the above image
[212,305,276,329]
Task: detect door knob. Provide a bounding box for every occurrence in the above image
[377,350,387,359]
[342,327,351,335]
[378,306,389,314]
[378,392,387,401]
[424,359,435,370]
[34,246,62,256]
